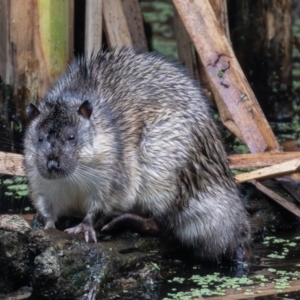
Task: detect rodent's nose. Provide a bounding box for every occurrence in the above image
[47,158,61,172]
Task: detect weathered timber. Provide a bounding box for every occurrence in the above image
[103,0,132,50]
[173,0,280,153]
[121,0,147,50]
[68,0,74,62]
[229,152,300,169]
[209,0,231,42]
[0,0,72,108]
[250,180,300,218]
[173,6,199,78]
[0,1,9,83]
[229,1,292,119]
[0,151,24,176]
[85,0,103,57]
[277,176,300,203]
[235,159,300,183]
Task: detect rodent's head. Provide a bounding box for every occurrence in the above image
[24,98,93,180]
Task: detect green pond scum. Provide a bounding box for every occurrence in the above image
[2,176,29,199]
[1,176,32,214]
[161,234,300,299]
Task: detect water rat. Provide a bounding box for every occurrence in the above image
[24,48,251,260]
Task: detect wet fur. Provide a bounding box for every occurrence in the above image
[24,48,251,260]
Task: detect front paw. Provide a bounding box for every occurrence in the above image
[64,223,97,243]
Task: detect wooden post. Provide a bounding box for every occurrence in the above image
[103,0,132,50]
[229,152,300,169]
[0,151,24,176]
[69,0,75,62]
[0,1,10,84]
[0,0,73,108]
[228,0,292,119]
[37,0,73,79]
[85,0,103,57]
[173,0,280,153]
[173,5,199,78]
[121,0,148,50]
[209,0,231,42]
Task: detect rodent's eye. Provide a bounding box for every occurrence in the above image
[68,134,75,141]
[38,137,43,142]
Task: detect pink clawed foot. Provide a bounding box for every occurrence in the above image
[65,222,97,243]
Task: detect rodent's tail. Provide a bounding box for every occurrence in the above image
[169,192,252,261]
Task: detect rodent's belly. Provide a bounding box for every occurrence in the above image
[57,193,88,217]
[43,180,91,217]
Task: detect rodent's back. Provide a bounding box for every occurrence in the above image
[50,49,210,123]
[54,48,236,197]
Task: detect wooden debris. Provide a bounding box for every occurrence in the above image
[229,152,300,169]
[68,0,74,62]
[0,0,10,82]
[103,0,132,50]
[173,0,280,153]
[209,0,231,43]
[0,0,72,101]
[85,0,103,57]
[121,0,147,50]
[173,5,199,78]
[235,158,300,183]
[249,180,300,218]
[0,151,25,176]
[277,175,300,203]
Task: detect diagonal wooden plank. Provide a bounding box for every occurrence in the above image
[235,159,300,183]
[172,0,280,153]
[250,180,300,218]
[229,152,300,169]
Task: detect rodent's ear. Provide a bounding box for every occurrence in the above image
[78,100,93,119]
[26,103,40,121]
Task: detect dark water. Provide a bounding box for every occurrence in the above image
[159,231,300,300]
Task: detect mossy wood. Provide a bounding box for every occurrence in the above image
[0,0,73,103]
[173,0,280,153]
